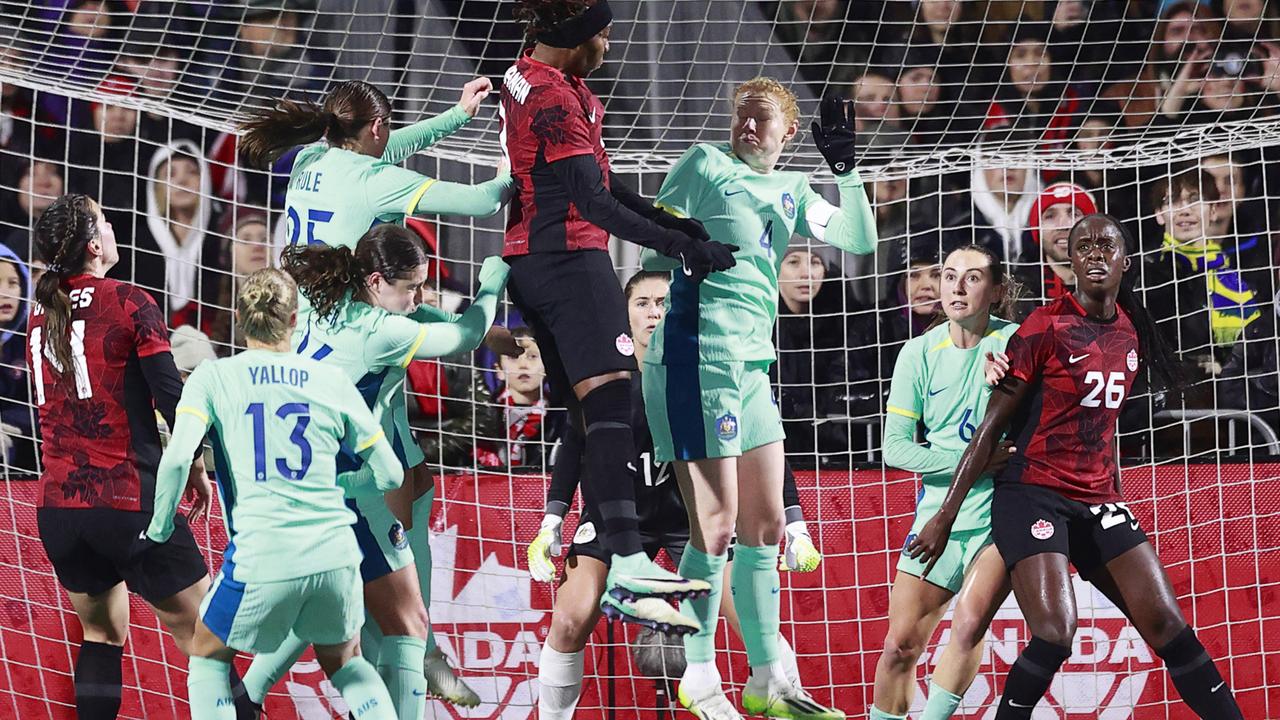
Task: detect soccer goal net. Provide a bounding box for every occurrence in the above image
[0,1,1277,718]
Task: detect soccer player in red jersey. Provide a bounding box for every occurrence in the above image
[28,194,254,720]
[908,214,1243,719]
[501,0,736,629]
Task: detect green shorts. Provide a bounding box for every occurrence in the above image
[643,360,785,462]
[350,491,415,584]
[896,521,994,594]
[200,565,363,653]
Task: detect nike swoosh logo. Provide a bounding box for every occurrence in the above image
[1007,700,1036,708]
[1211,682,1225,693]
[724,189,747,196]
[626,462,637,473]
[770,587,781,594]
[1068,353,1090,364]
[928,387,947,396]
[412,689,427,697]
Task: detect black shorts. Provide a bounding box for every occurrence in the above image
[992,482,1148,581]
[568,504,692,568]
[38,507,208,604]
[506,250,638,401]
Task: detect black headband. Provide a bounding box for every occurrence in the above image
[536,1,613,48]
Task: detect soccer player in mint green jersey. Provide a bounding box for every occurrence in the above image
[238,225,508,717]
[147,269,401,720]
[238,78,514,250]
[640,79,875,720]
[868,245,1020,720]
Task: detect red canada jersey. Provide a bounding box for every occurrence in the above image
[28,275,172,511]
[499,50,611,256]
[1002,293,1140,504]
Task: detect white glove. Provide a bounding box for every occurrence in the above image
[0,422,16,461]
[780,521,821,573]
[527,514,563,583]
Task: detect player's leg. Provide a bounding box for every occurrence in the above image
[185,619,240,720]
[65,585,129,720]
[364,565,430,720]
[868,573,953,719]
[300,566,397,720]
[922,542,1010,720]
[312,637,397,720]
[718,558,804,692]
[1091,541,1243,719]
[406,474,480,707]
[539,552,608,720]
[990,485,1077,720]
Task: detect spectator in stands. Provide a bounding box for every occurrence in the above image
[1204,152,1275,296]
[952,159,1041,264]
[1160,41,1274,125]
[849,68,907,151]
[767,0,856,84]
[1068,111,1144,224]
[124,139,225,331]
[893,45,975,148]
[1,154,64,262]
[115,39,207,145]
[169,325,217,379]
[888,0,988,92]
[1014,182,1097,319]
[1216,251,1280,432]
[851,176,911,305]
[0,240,35,474]
[1143,167,1266,378]
[984,24,1082,154]
[67,77,146,244]
[774,245,855,455]
[212,0,329,112]
[38,0,121,89]
[1218,0,1280,41]
[476,327,563,469]
[208,209,273,352]
[872,234,944,376]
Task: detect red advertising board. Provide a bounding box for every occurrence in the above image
[0,464,1276,719]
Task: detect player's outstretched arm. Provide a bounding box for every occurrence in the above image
[410,256,510,358]
[380,77,491,164]
[905,378,1028,576]
[802,97,877,255]
[412,174,516,218]
[146,411,207,543]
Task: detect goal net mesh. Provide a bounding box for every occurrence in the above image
[0,1,1277,718]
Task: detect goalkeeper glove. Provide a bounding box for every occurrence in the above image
[780,521,821,573]
[527,514,563,583]
[811,97,857,176]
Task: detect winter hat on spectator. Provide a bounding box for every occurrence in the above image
[1027,183,1098,243]
[170,325,217,375]
[1158,0,1211,17]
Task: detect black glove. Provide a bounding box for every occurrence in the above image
[811,97,857,176]
[653,211,711,242]
[671,234,738,283]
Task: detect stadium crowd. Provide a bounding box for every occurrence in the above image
[2,0,1280,477]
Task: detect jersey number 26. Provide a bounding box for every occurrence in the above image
[1081,371,1125,409]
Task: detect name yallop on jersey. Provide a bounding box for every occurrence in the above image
[912,575,1160,719]
[280,524,546,720]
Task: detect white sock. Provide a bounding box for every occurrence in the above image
[749,660,789,687]
[777,634,802,688]
[537,644,584,720]
[681,660,722,694]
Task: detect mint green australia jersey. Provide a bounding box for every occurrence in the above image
[177,350,388,582]
[293,293,429,469]
[884,318,1019,531]
[642,143,876,365]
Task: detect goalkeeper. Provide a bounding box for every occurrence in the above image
[529,270,822,720]
[640,79,876,720]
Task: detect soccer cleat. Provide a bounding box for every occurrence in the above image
[423,647,480,708]
[605,559,711,603]
[741,676,846,720]
[599,594,700,635]
[678,682,744,720]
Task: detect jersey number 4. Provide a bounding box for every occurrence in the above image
[29,321,93,404]
[246,402,313,482]
[1081,371,1125,409]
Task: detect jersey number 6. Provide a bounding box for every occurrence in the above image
[246,402,313,482]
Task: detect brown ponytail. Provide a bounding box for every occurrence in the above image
[282,224,430,322]
[33,194,98,383]
[238,80,393,168]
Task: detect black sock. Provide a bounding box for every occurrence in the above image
[996,636,1072,719]
[580,379,642,557]
[75,641,123,720]
[228,666,262,720]
[1156,625,1244,720]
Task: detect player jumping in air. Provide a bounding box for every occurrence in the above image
[239,78,512,705]
[641,82,875,720]
[26,194,255,720]
[238,227,509,717]
[146,269,403,720]
[909,214,1244,719]
[530,270,822,719]
[501,0,738,629]
[870,245,1020,720]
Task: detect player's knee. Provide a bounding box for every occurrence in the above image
[881,629,927,669]
[81,625,128,647]
[698,518,736,556]
[548,607,595,651]
[1145,609,1187,649]
[1032,616,1077,648]
[949,603,993,650]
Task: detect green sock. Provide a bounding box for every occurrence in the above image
[868,706,908,720]
[361,610,384,667]
[922,681,964,720]
[241,630,309,704]
[677,544,727,664]
[187,656,236,720]
[410,486,437,654]
[731,542,781,666]
[610,551,656,576]
[376,635,429,720]
[332,656,397,720]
